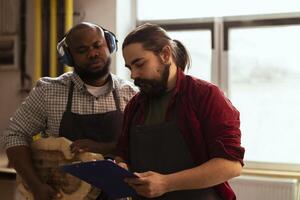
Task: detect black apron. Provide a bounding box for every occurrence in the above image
[129,100,222,200]
[59,82,123,143]
[59,82,123,200]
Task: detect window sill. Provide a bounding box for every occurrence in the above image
[242,168,300,179]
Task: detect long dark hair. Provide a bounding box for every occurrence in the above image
[122,23,191,71]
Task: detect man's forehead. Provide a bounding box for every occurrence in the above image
[124,43,156,66]
[66,25,104,46]
[68,28,104,47]
[124,43,147,57]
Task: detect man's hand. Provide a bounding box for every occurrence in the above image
[117,162,129,170]
[114,156,129,170]
[125,171,169,198]
[70,139,100,153]
[6,146,62,200]
[70,139,116,154]
[32,183,61,200]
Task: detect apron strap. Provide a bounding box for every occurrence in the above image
[66,81,120,113]
[65,82,74,112]
[112,89,121,112]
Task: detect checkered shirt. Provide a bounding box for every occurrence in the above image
[1,72,138,149]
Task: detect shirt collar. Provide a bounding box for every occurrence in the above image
[70,72,115,94]
[173,67,186,97]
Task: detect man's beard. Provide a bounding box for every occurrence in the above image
[134,63,170,98]
[74,57,111,82]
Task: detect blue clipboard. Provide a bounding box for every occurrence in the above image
[59,160,137,198]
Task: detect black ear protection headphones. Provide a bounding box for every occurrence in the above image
[57,25,118,66]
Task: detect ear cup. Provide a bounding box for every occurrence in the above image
[104,30,118,53]
[57,38,74,66]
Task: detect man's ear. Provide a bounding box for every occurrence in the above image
[159,45,172,64]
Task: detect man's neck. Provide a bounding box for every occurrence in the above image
[167,64,177,91]
[83,73,110,87]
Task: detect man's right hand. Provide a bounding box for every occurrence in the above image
[6,146,60,200]
[32,183,61,200]
[114,156,129,170]
[117,162,129,170]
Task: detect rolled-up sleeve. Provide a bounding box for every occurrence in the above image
[202,85,245,165]
[1,80,47,149]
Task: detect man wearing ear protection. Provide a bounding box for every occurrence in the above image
[1,22,138,200]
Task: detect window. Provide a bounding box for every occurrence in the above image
[228,25,300,165]
[0,36,18,70]
[168,30,212,81]
[137,0,300,20]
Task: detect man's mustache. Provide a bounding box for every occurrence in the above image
[134,78,150,87]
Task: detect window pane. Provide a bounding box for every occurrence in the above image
[228,26,300,164]
[168,30,211,81]
[137,0,300,20]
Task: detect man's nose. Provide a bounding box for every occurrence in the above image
[130,70,139,80]
[88,49,99,58]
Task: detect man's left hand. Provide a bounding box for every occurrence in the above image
[70,139,100,153]
[125,171,169,198]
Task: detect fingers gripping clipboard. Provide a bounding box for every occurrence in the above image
[60,160,137,198]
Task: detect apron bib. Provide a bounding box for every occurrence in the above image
[129,101,221,200]
[59,82,123,200]
[59,82,123,143]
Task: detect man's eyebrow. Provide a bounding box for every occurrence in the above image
[74,40,102,49]
[75,45,87,49]
[131,58,143,65]
[125,57,144,69]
